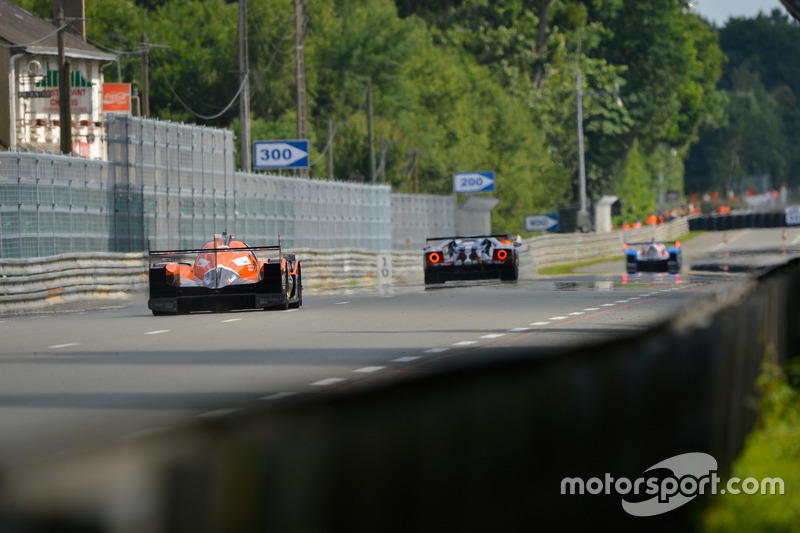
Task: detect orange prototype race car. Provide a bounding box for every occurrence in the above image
[148,233,302,315]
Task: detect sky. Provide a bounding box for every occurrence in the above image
[690,0,787,26]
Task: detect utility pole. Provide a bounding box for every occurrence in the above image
[327,117,334,180]
[367,79,375,184]
[57,6,72,155]
[239,0,251,172]
[408,150,420,193]
[140,32,149,118]
[294,0,308,177]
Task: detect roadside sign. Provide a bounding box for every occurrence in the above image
[454,171,495,193]
[786,206,800,226]
[254,140,309,169]
[525,213,559,232]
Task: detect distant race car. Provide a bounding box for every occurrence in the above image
[423,234,521,285]
[148,233,302,315]
[625,239,682,274]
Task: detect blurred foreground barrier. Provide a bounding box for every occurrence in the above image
[3,259,797,532]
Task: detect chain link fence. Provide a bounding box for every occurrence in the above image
[0,115,455,258]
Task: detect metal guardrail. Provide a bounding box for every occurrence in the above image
[0,218,691,315]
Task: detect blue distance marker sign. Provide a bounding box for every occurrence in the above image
[253,140,309,169]
[525,213,559,232]
[454,171,495,193]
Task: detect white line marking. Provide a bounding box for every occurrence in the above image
[481,333,505,339]
[221,318,242,323]
[568,312,584,316]
[393,356,421,362]
[601,303,616,307]
[310,378,346,386]
[531,321,550,326]
[615,300,629,303]
[425,348,449,353]
[197,408,241,418]
[48,343,80,349]
[793,234,800,245]
[453,341,477,346]
[145,330,170,335]
[260,392,296,401]
[335,301,350,305]
[508,327,530,332]
[549,316,567,320]
[354,366,386,373]
[583,308,601,311]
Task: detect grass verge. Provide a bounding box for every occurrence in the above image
[537,230,703,275]
[701,358,800,532]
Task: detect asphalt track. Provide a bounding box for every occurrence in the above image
[0,227,798,473]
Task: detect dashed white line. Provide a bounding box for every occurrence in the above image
[615,300,629,303]
[334,301,350,305]
[260,392,296,401]
[549,316,567,321]
[425,348,449,354]
[453,340,478,346]
[221,318,242,323]
[531,321,550,326]
[354,366,386,373]
[601,303,616,307]
[48,343,80,349]
[508,327,530,332]
[584,308,601,311]
[481,333,505,339]
[145,330,170,335]
[197,408,241,418]
[393,356,421,362]
[310,377,346,386]
[568,312,585,316]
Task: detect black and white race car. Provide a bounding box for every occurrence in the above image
[423,234,521,285]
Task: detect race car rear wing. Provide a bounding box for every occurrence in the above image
[148,233,284,259]
[426,234,520,243]
[624,240,681,248]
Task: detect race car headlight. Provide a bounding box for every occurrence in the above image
[495,249,508,261]
[427,252,441,264]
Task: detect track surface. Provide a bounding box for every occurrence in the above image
[0,227,798,472]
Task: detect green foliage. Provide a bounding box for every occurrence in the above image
[11,0,736,232]
[702,359,800,532]
[615,141,656,223]
[686,11,800,192]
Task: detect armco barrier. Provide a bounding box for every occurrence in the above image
[0,219,688,315]
[3,249,798,532]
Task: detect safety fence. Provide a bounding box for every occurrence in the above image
[3,242,797,533]
[0,115,456,258]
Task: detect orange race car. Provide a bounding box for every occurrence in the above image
[147,233,302,315]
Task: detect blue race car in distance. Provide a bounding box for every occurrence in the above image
[625,238,682,274]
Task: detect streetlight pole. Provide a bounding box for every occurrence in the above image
[575,69,621,233]
[576,70,588,232]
